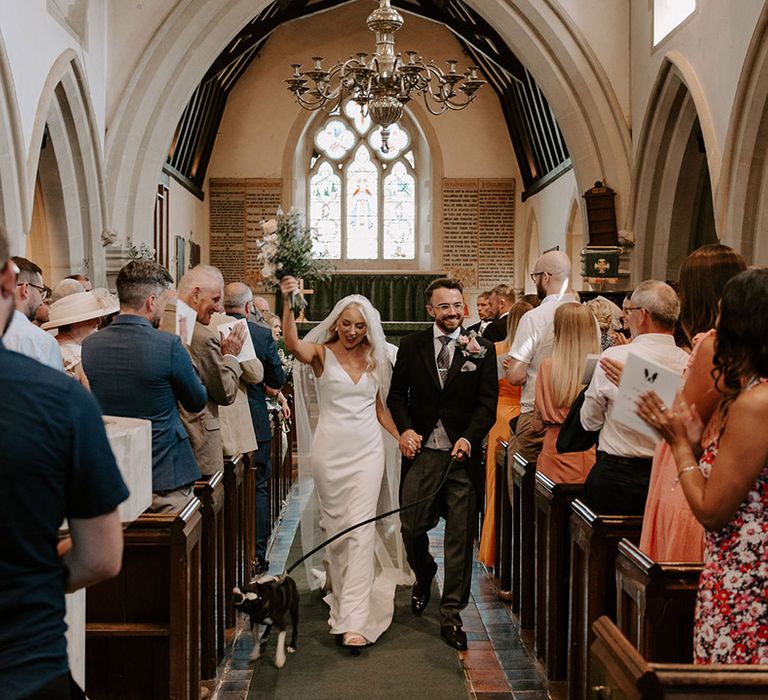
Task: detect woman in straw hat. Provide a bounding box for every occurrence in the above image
[43,290,119,387]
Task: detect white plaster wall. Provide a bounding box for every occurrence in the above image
[0,0,107,162]
[522,169,579,256]
[557,0,630,124]
[630,0,764,168]
[207,1,518,179]
[168,178,207,274]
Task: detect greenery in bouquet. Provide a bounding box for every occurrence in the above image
[257,209,332,312]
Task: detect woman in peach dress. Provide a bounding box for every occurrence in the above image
[478,301,532,567]
[602,244,746,561]
[535,303,599,483]
[639,244,745,560]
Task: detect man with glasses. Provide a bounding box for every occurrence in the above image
[580,280,688,514]
[504,250,580,462]
[3,256,64,369]
[389,277,497,651]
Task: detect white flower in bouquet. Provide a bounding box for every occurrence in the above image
[256,209,332,312]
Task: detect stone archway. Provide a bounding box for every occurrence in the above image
[717,3,768,264]
[105,0,631,270]
[0,31,28,250]
[26,52,109,285]
[631,58,718,280]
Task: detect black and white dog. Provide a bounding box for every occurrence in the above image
[232,574,299,668]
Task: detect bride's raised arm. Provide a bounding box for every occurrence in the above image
[280,275,324,375]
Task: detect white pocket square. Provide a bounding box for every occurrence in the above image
[460,362,477,372]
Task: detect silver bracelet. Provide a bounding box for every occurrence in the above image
[674,464,699,485]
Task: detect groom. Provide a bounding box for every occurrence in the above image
[388,277,497,651]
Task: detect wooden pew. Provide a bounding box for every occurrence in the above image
[494,438,513,598]
[244,452,258,573]
[615,539,702,663]
[195,471,226,680]
[568,500,642,700]
[509,451,536,629]
[534,473,584,680]
[591,616,768,699]
[223,454,246,630]
[86,498,203,700]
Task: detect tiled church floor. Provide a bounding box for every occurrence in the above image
[214,489,552,700]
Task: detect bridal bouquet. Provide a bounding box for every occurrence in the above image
[256,209,332,312]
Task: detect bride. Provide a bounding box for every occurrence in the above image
[280,276,412,648]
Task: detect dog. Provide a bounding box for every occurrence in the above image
[232,574,299,668]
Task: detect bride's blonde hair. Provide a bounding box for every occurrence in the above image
[550,303,599,407]
[325,301,377,374]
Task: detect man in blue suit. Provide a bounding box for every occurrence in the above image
[83,260,208,513]
[224,282,286,574]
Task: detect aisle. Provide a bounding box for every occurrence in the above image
[216,489,549,700]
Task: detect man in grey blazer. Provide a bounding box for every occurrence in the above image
[83,260,208,512]
[163,265,247,476]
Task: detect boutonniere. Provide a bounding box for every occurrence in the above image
[457,330,488,359]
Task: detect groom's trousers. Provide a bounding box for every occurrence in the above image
[400,447,477,627]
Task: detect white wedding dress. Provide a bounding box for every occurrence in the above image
[309,347,404,642]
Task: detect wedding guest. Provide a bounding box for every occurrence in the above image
[43,289,119,387]
[223,282,286,576]
[163,265,247,478]
[83,260,207,512]
[282,275,410,648]
[604,244,745,561]
[65,273,92,292]
[636,268,768,664]
[521,293,541,308]
[0,225,127,699]
[535,303,599,482]
[467,291,492,336]
[31,291,50,327]
[51,277,85,304]
[505,251,578,462]
[3,256,63,370]
[580,280,688,515]
[585,296,624,350]
[478,301,532,567]
[388,277,497,651]
[483,283,516,342]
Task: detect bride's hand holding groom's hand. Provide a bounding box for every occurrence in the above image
[399,429,422,459]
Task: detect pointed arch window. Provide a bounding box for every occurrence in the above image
[309,102,418,263]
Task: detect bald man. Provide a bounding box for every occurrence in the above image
[163,265,247,476]
[504,250,581,463]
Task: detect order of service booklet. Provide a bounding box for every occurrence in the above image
[611,351,682,441]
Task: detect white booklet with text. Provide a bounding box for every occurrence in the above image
[611,351,682,440]
[211,313,257,363]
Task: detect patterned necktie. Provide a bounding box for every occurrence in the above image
[437,335,451,386]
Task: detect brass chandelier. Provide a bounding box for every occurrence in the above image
[285,0,486,152]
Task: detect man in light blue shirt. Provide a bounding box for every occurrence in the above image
[3,256,64,370]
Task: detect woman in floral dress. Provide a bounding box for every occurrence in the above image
[636,268,768,664]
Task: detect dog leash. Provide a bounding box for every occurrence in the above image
[284,452,463,576]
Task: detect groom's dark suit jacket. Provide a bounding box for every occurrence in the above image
[387,327,498,477]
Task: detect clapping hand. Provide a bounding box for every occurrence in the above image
[399,429,422,459]
[221,321,246,357]
[600,357,625,387]
[636,390,703,448]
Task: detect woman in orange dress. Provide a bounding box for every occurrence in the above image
[637,244,745,561]
[535,303,599,482]
[478,302,532,567]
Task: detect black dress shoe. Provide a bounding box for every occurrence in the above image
[411,562,438,615]
[440,625,468,651]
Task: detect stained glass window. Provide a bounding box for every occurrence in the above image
[315,119,355,160]
[309,161,342,259]
[308,101,418,263]
[383,162,415,259]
